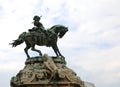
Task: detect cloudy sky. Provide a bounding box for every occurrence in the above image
[0,0,120,87]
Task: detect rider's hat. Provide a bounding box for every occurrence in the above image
[33,15,42,21]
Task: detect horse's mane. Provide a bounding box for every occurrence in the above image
[49,24,66,30]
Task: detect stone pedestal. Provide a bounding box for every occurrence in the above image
[19,82,81,87]
[10,54,94,87]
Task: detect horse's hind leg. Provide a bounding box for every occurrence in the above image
[31,45,42,56]
[24,45,30,58]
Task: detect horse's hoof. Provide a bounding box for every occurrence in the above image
[27,57,30,60]
[39,54,42,57]
[60,55,65,58]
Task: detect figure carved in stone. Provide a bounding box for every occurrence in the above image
[58,66,82,83]
[43,54,58,79]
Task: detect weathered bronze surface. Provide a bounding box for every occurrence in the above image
[10,15,68,58]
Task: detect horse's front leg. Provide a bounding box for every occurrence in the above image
[52,44,64,58]
[24,46,30,58]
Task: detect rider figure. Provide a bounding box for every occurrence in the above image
[29,15,57,46]
[32,15,57,43]
[28,15,45,33]
[33,15,45,33]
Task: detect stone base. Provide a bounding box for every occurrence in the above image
[19,82,81,87]
[10,54,94,87]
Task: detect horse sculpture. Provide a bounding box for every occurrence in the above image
[10,25,68,58]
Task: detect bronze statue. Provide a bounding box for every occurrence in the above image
[29,15,45,33]
[10,23,68,58]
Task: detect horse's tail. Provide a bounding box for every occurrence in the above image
[10,32,26,47]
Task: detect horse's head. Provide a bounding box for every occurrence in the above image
[50,25,68,38]
[58,26,68,38]
[51,25,68,38]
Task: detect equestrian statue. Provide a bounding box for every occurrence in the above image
[10,15,68,58]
